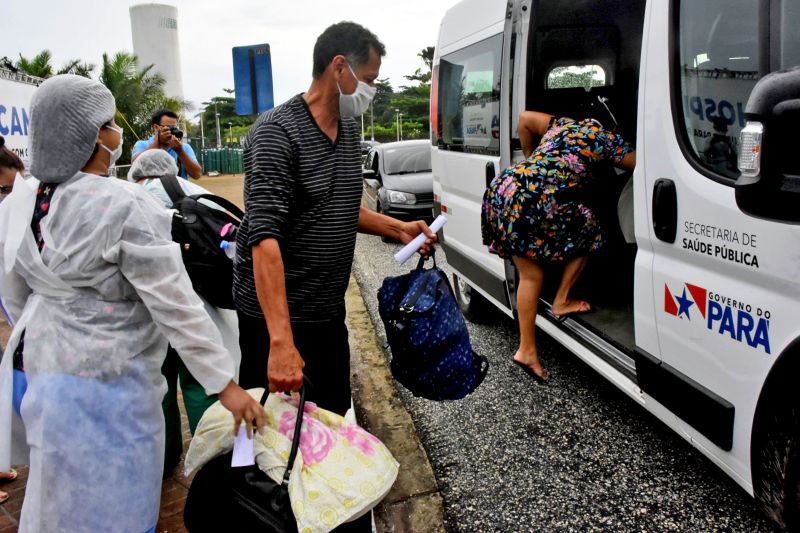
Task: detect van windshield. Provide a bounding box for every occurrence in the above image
[383,145,432,175]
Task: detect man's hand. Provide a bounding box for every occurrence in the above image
[267,339,305,393]
[156,125,174,148]
[167,134,184,152]
[397,220,438,257]
[218,380,266,438]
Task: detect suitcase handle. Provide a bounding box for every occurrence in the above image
[258,375,313,486]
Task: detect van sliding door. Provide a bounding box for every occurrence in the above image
[434,32,509,310]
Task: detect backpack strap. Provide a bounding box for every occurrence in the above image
[414,249,437,271]
[189,194,245,220]
[158,173,187,206]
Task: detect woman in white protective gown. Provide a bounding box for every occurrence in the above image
[0,75,265,532]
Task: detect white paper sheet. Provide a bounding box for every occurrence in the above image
[394,215,448,264]
[231,425,255,467]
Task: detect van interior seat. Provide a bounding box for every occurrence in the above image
[538,86,598,120]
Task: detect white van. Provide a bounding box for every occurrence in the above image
[431,0,800,527]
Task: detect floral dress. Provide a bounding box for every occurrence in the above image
[481,117,632,262]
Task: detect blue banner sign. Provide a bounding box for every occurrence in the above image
[232,44,274,115]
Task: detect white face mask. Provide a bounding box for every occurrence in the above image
[100,124,124,167]
[338,62,377,118]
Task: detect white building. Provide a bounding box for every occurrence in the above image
[129,3,184,101]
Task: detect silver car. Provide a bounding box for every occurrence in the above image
[362,139,434,223]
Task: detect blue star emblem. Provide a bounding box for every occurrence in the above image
[675,288,695,319]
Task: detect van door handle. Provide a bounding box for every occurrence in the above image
[486,162,497,188]
[652,178,678,243]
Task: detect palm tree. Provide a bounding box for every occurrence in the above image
[16,50,54,78]
[57,59,96,78]
[99,51,184,165]
[419,46,435,72]
[15,51,94,79]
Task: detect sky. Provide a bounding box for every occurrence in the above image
[4,0,459,117]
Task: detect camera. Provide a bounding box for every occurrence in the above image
[168,125,184,139]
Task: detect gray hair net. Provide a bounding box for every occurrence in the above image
[129,149,179,181]
[29,74,116,183]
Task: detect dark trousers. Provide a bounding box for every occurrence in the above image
[237,311,353,414]
[237,311,371,532]
[161,345,217,477]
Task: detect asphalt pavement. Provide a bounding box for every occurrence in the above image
[352,233,777,533]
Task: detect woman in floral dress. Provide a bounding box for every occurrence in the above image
[482,111,636,382]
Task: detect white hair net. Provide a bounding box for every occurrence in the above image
[129,149,179,181]
[29,74,116,183]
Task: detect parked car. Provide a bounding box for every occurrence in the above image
[360,140,380,155]
[360,140,380,165]
[362,139,434,223]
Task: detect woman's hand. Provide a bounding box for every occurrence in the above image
[218,380,266,438]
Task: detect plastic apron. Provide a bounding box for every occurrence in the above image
[0,173,235,532]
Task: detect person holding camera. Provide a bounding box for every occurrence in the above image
[132,108,202,179]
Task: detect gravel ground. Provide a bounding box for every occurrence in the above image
[352,233,777,533]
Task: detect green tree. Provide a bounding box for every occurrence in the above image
[14,51,94,79]
[198,91,256,148]
[365,77,395,137]
[419,46,434,71]
[57,59,96,78]
[547,66,604,90]
[16,50,54,78]
[404,46,435,86]
[389,47,435,139]
[99,51,184,165]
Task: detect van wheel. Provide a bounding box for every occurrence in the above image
[453,273,492,323]
[753,382,800,530]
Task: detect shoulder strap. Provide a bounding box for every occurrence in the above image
[158,174,186,205]
[189,194,245,220]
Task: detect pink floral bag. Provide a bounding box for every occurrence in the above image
[186,388,399,533]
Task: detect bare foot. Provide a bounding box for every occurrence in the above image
[0,490,7,504]
[513,350,549,381]
[551,299,591,317]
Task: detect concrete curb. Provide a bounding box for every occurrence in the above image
[345,275,447,533]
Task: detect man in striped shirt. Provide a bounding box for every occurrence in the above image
[233,22,434,428]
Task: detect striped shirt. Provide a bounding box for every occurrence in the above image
[233,94,363,322]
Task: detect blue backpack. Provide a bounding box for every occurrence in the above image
[378,255,489,401]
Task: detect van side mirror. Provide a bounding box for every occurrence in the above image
[735,67,800,223]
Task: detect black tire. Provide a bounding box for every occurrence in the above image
[753,378,800,531]
[452,272,493,323]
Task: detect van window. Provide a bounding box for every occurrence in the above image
[675,0,761,180]
[437,34,502,156]
[547,65,606,89]
[779,1,800,69]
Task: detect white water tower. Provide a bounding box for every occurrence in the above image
[129,3,184,100]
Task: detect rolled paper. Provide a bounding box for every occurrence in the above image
[394,214,448,264]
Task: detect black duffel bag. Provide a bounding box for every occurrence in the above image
[183,380,309,532]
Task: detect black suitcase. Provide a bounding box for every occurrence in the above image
[184,384,308,532]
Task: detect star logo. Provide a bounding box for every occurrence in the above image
[675,288,694,319]
[664,282,707,321]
